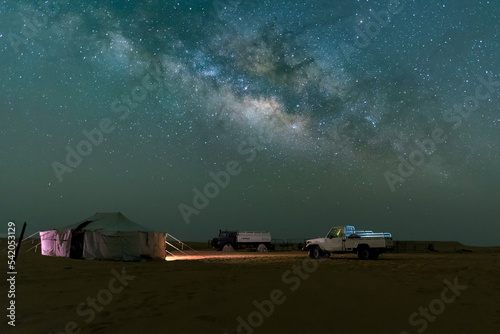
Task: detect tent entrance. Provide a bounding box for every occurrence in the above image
[69,230,85,259]
[70,220,94,259]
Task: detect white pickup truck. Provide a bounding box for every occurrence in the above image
[305,226,393,260]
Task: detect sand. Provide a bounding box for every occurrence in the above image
[2,245,500,334]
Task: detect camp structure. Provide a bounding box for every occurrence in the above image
[39,212,166,261]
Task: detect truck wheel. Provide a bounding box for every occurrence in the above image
[257,244,268,253]
[309,246,321,259]
[222,244,234,253]
[357,247,371,260]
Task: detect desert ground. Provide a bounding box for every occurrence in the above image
[2,242,500,334]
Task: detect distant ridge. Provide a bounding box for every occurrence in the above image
[393,240,500,253]
[2,238,499,253]
[178,240,500,253]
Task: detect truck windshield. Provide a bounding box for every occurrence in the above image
[328,228,342,238]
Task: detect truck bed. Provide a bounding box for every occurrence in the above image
[348,232,392,238]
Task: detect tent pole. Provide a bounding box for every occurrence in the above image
[165,241,189,256]
[13,222,27,264]
[19,231,40,241]
[165,249,176,257]
[24,242,41,253]
[166,234,199,253]
[2,230,40,252]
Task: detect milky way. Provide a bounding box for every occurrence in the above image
[1,0,499,245]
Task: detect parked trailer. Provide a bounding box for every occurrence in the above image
[211,230,274,252]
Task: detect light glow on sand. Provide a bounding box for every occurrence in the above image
[165,255,210,261]
[164,252,288,262]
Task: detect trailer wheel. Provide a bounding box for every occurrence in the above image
[357,247,371,260]
[309,246,321,259]
[222,243,234,253]
[257,244,268,253]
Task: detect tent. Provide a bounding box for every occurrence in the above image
[39,212,166,261]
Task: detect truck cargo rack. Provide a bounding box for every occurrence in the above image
[347,232,392,238]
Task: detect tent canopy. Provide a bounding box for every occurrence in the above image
[60,212,153,232]
[40,212,166,261]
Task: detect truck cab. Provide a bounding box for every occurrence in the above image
[322,226,345,251]
[210,230,237,250]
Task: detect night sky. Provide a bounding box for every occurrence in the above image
[1,0,499,246]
